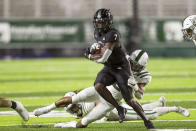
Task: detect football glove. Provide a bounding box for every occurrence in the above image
[90,43,103,54]
[134,91,143,99]
[84,47,91,59]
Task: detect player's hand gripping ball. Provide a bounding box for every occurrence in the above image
[90,43,103,54]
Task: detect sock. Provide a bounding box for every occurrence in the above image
[153,107,178,116]
[47,103,57,110]
[11,101,17,109]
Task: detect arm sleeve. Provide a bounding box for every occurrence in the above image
[94,49,112,63]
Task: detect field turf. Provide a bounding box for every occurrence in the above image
[0,58,196,131]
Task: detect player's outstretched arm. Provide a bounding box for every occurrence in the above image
[34,96,72,116]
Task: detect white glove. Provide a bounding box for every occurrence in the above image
[90,43,102,54]
[54,121,77,128]
[128,76,139,91]
[126,54,131,60]
[134,91,143,99]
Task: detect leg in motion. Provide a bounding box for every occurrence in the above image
[117,81,155,129]
[0,98,29,121]
[55,102,113,128]
[34,86,99,116]
[153,106,190,117]
[94,83,126,123]
[142,96,166,110]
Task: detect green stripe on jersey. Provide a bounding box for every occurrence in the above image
[140,74,151,78]
[127,109,156,115]
[135,50,145,62]
[137,71,149,76]
[112,83,120,92]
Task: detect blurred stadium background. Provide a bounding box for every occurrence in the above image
[0,0,196,130]
[0,0,195,58]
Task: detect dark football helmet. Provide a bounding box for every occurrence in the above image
[93,8,113,33]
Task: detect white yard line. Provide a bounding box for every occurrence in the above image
[1,120,196,127]
[145,92,196,95]
[96,120,196,123]
[0,108,196,117]
[0,110,73,117]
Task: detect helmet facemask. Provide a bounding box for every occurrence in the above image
[182,16,196,41]
[182,26,195,40]
[66,104,83,118]
[129,50,148,72]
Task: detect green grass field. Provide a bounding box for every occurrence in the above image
[0,58,196,131]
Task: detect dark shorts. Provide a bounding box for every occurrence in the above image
[94,66,133,101]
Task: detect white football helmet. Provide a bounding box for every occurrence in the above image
[64,92,83,118]
[64,92,76,97]
[182,15,196,41]
[128,49,149,72]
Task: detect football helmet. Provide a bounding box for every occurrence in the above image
[65,103,83,118]
[64,92,83,118]
[128,49,149,72]
[93,8,113,33]
[182,15,196,40]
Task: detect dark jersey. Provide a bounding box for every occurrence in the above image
[94,28,129,69]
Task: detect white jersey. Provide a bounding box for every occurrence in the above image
[79,102,95,116]
[133,69,151,84]
[112,68,151,92]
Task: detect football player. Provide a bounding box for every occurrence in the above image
[53,96,189,128]
[0,97,29,121]
[182,15,196,46]
[84,8,154,128]
[127,49,151,99]
[34,50,154,128]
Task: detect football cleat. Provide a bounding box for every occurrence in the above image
[144,120,155,129]
[34,106,51,116]
[177,106,190,117]
[159,96,166,107]
[54,121,77,128]
[117,106,127,123]
[15,101,29,121]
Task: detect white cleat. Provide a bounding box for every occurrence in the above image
[159,96,166,107]
[33,106,51,116]
[54,121,77,128]
[15,101,29,121]
[177,106,190,117]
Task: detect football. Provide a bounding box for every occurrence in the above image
[90,43,104,54]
